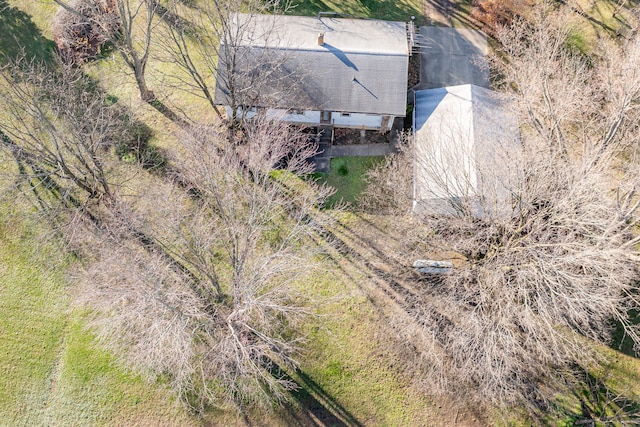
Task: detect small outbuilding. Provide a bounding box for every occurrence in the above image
[412,84,520,217]
[214,13,410,131]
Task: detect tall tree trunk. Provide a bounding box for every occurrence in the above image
[135,65,155,102]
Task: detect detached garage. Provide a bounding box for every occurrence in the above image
[412,84,520,217]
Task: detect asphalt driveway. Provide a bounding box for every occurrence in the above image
[414,27,489,89]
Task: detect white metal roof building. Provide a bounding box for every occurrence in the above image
[214,14,410,123]
[413,84,520,217]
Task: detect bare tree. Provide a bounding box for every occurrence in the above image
[159,0,305,124]
[1,11,335,411]
[80,115,335,409]
[54,0,162,101]
[0,57,129,216]
[404,147,640,407]
[361,5,640,412]
[360,131,414,213]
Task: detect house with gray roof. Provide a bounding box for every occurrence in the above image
[214,13,410,131]
[413,84,520,217]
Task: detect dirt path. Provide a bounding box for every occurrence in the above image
[422,0,453,26]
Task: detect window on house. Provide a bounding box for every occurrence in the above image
[341,112,351,117]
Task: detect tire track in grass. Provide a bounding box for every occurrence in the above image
[0,237,69,426]
[40,332,69,427]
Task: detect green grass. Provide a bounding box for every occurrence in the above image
[290,0,421,21]
[1,0,462,425]
[551,0,634,55]
[291,231,444,426]
[314,156,384,207]
[4,1,640,426]
[0,0,55,63]
[0,212,68,425]
[546,345,640,426]
[46,315,197,426]
[572,0,630,42]
[0,203,197,426]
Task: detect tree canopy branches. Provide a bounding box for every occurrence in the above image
[362,4,640,411]
[0,48,332,410]
[79,117,332,409]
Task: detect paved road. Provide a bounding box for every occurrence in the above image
[414,26,489,90]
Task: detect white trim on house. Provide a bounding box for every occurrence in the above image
[331,112,385,129]
[226,107,395,131]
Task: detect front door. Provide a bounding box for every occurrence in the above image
[320,111,332,124]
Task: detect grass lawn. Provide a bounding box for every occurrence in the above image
[314,156,384,207]
[3,1,640,426]
[0,209,68,425]
[295,267,442,426]
[291,0,422,21]
[0,200,198,426]
[1,1,56,61]
[0,3,433,424]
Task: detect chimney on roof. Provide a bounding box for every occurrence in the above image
[317,32,324,45]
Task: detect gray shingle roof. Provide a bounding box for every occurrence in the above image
[214,14,409,116]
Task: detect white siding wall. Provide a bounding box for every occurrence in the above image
[225,106,258,119]
[225,107,395,130]
[267,109,321,125]
[331,113,384,129]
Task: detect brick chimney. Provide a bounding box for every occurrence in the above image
[317,32,324,45]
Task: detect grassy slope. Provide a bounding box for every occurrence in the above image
[292,0,421,21]
[299,270,444,426]
[550,347,640,426]
[0,211,68,426]
[0,196,199,426]
[0,2,437,426]
[0,0,56,61]
[0,2,196,426]
[2,1,640,427]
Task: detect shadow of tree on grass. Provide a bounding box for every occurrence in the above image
[290,0,420,21]
[611,309,639,358]
[547,369,640,427]
[267,359,364,427]
[289,369,364,427]
[0,1,55,63]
